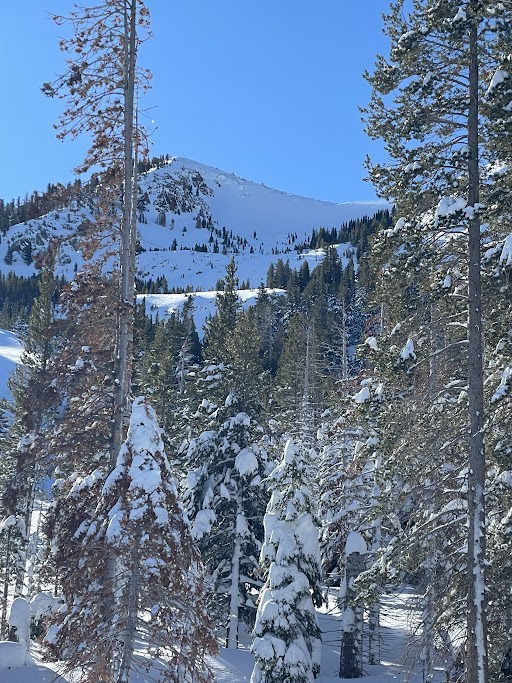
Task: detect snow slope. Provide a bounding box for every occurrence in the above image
[139,288,285,338]
[0,329,23,400]
[0,157,388,291]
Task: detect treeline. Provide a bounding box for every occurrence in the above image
[0,273,40,330]
[296,209,389,254]
[266,211,391,298]
[0,155,173,236]
[137,153,172,174]
[0,272,67,330]
[0,180,84,236]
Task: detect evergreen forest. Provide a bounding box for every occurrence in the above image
[1,3,512,683]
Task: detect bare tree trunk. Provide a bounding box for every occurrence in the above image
[112,0,137,467]
[339,550,365,678]
[368,517,381,666]
[109,3,138,678]
[118,540,141,683]
[466,13,488,683]
[422,555,436,683]
[227,498,242,649]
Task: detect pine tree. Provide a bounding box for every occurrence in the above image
[251,440,322,683]
[43,0,151,466]
[39,266,120,605]
[362,3,512,680]
[203,257,241,362]
[180,283,273,648]
[0,246,60,620]
[226,308,269,419]
[254,285,284,376]
[274,313,326,447]
[184,403,270,648]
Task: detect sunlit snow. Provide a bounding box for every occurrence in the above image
[0,329,23,399]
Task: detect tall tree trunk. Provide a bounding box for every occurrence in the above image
[368,516,381,666]
[422,554,436,683]
[301,323,316,448]
[108,3,138,678]
[466,14,488,683]
[112,0,137,467]
[227,503,242,649]
[339,550,365,678]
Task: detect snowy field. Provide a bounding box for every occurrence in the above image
[0,589,445,683]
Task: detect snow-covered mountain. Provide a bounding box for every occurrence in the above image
[1,157,387,291]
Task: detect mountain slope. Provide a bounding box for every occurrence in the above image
[1,157,387,290]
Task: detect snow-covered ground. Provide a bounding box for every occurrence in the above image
[0,589,444,683]
[0,329,23,400]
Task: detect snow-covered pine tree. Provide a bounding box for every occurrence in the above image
[480,14,512,678]
[318,409,369,582]
[251,439,322,683]
[184,404,269,648]
[0,246,60,623]
[480,229,512,677]
[319,375,386,671]
[45,398,217,683]
[352,236,471,677]
[182,279,272,647]
[40,267,126,620]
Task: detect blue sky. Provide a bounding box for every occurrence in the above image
[0,2,390,204]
